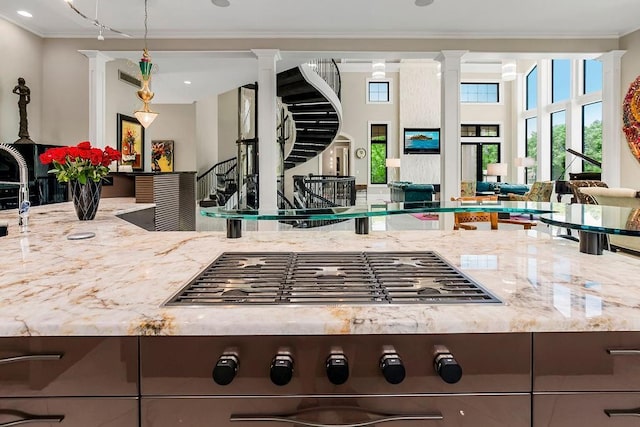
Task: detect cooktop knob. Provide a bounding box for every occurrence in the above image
[326,354,349,385]
[433,346,462,384]
[270,354,294,386]
[380,353,406,384]
[212,354,239,386]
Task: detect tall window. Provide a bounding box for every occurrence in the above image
[460,83,499,103]
[368,81,390,103]
[551,110,566,180]
[552,60,571,103]
[526,66,538,110]
[370,124,388,184]
[584,59,603,94]
[582,102,602,172]
[525,117,537,183]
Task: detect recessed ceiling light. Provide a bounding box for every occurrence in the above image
[184,80,192,85]
[415,0,434,6]
[17,10,33,18]
[211,0,230,7]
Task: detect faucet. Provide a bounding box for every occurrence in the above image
[0,144,30,232]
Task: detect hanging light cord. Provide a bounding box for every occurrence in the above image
[143,0,149,51]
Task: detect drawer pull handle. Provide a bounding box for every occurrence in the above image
[606,349,640,356]
[231,407,443,427]
[605,408,640,417]
[0,410,64,426]
[0,354,63,365]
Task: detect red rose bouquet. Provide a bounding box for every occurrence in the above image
[39,141,121,184]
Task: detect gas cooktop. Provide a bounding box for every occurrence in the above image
[165,251,501,306]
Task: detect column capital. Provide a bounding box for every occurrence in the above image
[251,49,282,61]
[598,50,626,62]
[435,50,468,63]
[78,50,113,62]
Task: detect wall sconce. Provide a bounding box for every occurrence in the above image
[372,60,386,79]
[502,61,517,81]
[133,0,158,128]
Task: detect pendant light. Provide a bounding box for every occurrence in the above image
[134,0,158,128]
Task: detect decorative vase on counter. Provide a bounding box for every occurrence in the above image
[70,179,102,220]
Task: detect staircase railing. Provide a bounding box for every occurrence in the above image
[196,157,237,201]
[305,59,341,100]
[293,175,356,208]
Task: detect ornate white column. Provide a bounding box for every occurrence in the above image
[251,49,281,212]
[79,50,112,149]
[437,50,467,229]
[600,50,625,187]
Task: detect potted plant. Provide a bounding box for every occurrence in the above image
[39,141,121,220]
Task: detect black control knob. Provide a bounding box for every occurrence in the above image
[326,354,349,385]
[212,354,239,386]
[270,354,294,386]
[380,353,406,384]
[434,351,462,384]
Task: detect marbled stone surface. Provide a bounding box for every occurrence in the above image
[1,198,640,337]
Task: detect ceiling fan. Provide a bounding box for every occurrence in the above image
[63,0,130,39]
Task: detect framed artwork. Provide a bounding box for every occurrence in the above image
[151,140,174,172]
[117,113,144,171]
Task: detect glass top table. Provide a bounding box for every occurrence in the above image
[201,201,559,238]
[540,204,640,255]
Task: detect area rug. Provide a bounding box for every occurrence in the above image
[411,213,439,221]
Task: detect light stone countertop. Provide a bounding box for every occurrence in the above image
[0,198,639,337]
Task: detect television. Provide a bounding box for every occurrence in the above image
[403,128,440,154]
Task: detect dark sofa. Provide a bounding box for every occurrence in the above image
[388,181,435,202]
[476,181,529,196]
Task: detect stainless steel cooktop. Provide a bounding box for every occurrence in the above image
[165,251,501,306]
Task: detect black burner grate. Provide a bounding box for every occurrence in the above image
[165,251,501,306]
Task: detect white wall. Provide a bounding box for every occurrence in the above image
[339,71,399,185]
[399,61,441,185]
[0,19,43,144]
[620,29,640,188]
[218,89,238,162]
[195,94,219,174]
[145,103,196,172]
[106,59,141,149]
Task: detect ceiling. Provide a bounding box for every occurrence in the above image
[1,0,636,103]
[1,0,638,39]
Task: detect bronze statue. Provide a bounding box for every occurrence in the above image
[13,77,33,144]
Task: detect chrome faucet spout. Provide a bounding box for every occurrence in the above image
[0,144,30,232]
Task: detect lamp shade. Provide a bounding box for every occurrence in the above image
[385,158,401,168]
[487,163,508,176]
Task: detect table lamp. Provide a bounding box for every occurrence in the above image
[386,158,401,182]
[486,163,508,190]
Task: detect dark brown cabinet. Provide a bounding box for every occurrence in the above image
[533,332,640,426]
[0,337,138,426]
[0,398,138,426]
[142,395,530,427]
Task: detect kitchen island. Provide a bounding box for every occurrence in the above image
[2,199,640,427]
[0,197,639,336]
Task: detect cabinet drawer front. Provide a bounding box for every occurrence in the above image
[534,393,640,426]
[534,332,640,392]
[141,334,531,396]
[0,397,137,427]
[0,337,138,397]
[142,395,530,427]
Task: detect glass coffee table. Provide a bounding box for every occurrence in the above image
[540,204,640,255]
[202,201,558,238]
